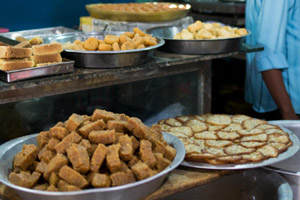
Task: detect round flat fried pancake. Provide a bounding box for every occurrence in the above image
[240,133,268,142]
[165,118,182,127]
[257,145,279,158]
[194,131,218,140]
[215,155,243,163]
[185,119,208,132]
[224,144,255,155]
[208,124,225,131]
[268,133,290,144]
[264,128,288,135]
[255,124,279,130]
[194,114,212,121]
[206,114,232,126]
[231,114,252,124]
[168,126,193,137]
[237,128,264,136]
[222,123,243,131]
[176,115,192,123]
[240,141,266,148]
[216,131,241,140]
[238,152,265,163]
[242,118,267,130]
[201,147,227,157]
[270,142,289,153]
[205,140,232,148]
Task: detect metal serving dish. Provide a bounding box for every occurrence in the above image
[264,120,300,200]
[0,26,79,42]
[0,60,74,82]
[0,132,185,200]
[164,168,293,200]
[146,26,249,54]
[48,32,165,68]
[85,3,191,22]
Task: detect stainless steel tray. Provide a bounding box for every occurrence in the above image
[181,126,300,170]
[0,26,79,42]
[48,32,165,68]
[0,60,74,82]
[164,169,292,200]
[264,120,300,200]
[0,132,185,200]
[146,26,249,54]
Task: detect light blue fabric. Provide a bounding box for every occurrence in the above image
[245,0,300,113]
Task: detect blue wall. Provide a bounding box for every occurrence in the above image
[0,0,133,31]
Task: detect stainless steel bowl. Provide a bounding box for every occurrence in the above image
[146,26,249,54]
[0,132,185,200]
[264,120,300,200]
[47,32,165,68]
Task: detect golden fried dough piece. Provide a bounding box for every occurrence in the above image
[104,35,120,45]
[83,37,98,51]
[98,43,112,51]
[121,41,135,50]
[112,42,121,51]
[133,27,146,37]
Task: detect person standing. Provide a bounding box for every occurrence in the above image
[245,0,300,120]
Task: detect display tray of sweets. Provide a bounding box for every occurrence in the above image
[0,59,74,82]
[157,113,300,170]
[85,2,191,22]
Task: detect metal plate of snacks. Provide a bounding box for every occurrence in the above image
[48,32,165,69]
[180,126,299,170]
[0,60,74,82]
[0,132,185,200]
[147,26,249,54]
[85,3,191,22]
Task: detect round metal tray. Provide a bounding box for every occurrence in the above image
[47,31,165,69]
[0,132,185,200]
[146,26,249,54]
[85,3,191,22]
[180,126,300,170]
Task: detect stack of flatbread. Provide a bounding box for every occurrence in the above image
[158,114,292,165]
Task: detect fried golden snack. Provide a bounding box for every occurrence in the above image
[143,37,157,46]
[133,27,146,37]
[112,42,120,51]
[83,37,99,51]
[123,32,135,38]
[98,43,112,51]
[121,41,135,50]
[104,35,120,45]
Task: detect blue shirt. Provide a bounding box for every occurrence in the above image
[245,0,300,113]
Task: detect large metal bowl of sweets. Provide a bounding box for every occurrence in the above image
[146,26,250,55]
[0,132,185,200]
[47,31,165,69]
